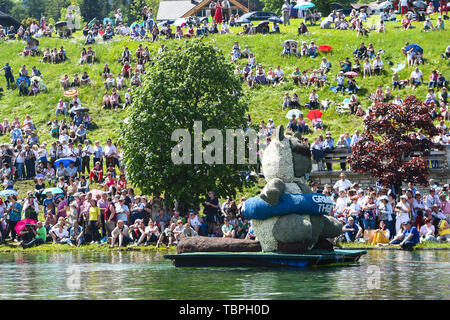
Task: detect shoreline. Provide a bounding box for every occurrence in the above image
[0,243,448,253]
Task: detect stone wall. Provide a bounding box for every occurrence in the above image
[309,169,450,194]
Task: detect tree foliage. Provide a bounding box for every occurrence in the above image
[79,0,110,22]
[121,40,255,211]
[349,96,440,188]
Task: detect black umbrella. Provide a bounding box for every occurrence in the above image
[26,37,39,46]
[413,0,427,8]
[55,21,67,28]
[268,16,283,24]
[330,2,344,9]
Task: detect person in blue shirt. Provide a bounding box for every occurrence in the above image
[389,221,420,249]
[10,126,23,146]
[335,71,346,94]
[1,63,14,90]
[42,192,55,217]
[322,132,335,171]
[343,217,363,242]
[73,112,83,127]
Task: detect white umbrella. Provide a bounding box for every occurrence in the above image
[174,18,187,27]
[285,109,303,119]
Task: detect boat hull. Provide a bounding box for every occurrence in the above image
[164,249,366,268]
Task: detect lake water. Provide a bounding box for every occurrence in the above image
[0,250,448,300]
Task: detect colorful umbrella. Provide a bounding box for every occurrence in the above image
[318,45,332,52]
[63,89,78,97]
[88,189,104,199]
[405,44,423,54]
[54,157,75,167]
[294,2,315,9]
[0,189,18,198]
[16,76,30,87]
[41,187,64,195]
[14,219,37,235]
[88,18,97,28]
[307,109,323,121]
[344,71,359,77]
[285,109,304,119]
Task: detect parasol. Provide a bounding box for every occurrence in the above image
[88,18,97,28]
[268,16,283,24]
[103,17,114,26]
[330,2,344,10]
[54,157,75,167]
[294,2,315,9]
[14,219,37,235]
[63,89,79,97]
[88,189,104,199]
[307,109,323,121]
[412,1,427,8]
[0,189,18,198]
[377,1,393,10]
[285,109,304,119]
[405,43,423,54]
[344,71,359,77]
[16,76,30,87]
[282,39,298,47]
[55,21,67,28]
[41,187,64,195]
[318,45,332,52]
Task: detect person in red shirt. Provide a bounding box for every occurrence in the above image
[121,61,131,78]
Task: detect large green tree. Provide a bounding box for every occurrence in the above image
[79,0,109,22]
[121,40,256,211]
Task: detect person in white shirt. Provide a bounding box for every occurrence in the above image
[333,173,352,193]
[410,67,423,90]
[372,56,384,75]
[104,138,118,168]
[350,130,362,146]
[422,17,433,31]
[393,96,403,106]
[320,57,331,73]
[274,65,284,84]
[81,139,93,175]
[335,189,349,218]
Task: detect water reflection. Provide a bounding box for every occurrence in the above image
[0,250,448,299]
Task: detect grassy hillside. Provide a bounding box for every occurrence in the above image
[0,15,448,175]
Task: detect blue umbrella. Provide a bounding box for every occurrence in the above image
[54,157,75,167]
[103,17,114,26]
[41,187,64,195]
[405,44,423,54]
[16,76,30,87]
[294,2,315,9]
[130,22,144,31]
[0,189,18,198]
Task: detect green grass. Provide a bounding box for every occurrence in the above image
[0,242,178,252]
[1,15,449,194]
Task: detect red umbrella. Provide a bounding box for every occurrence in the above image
[307,109,323,121]
[344,71,359,77]
[14,219,37,235]
[318,45,332,52]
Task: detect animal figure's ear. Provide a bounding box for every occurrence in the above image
[293,132,302,140]
[276,125,285,141]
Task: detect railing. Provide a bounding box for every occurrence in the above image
[312,147,449,171]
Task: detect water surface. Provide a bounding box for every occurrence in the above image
[0,250,448,299]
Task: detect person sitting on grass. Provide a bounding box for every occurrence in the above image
[410,67,423,90]
[80,71,91,86]
[71,73,81,87]
[110,220,131,249]
[22,221,47,249]
[419,217,437,242]
[86,46,95,64]
[130,73,141,87]
[389,221,420,249]
[68,220,84,247]
[372,56,384,75]
[60,74,70,90]
[342,216,363,242]
[156,222,176,249]
[103,91,112,109]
